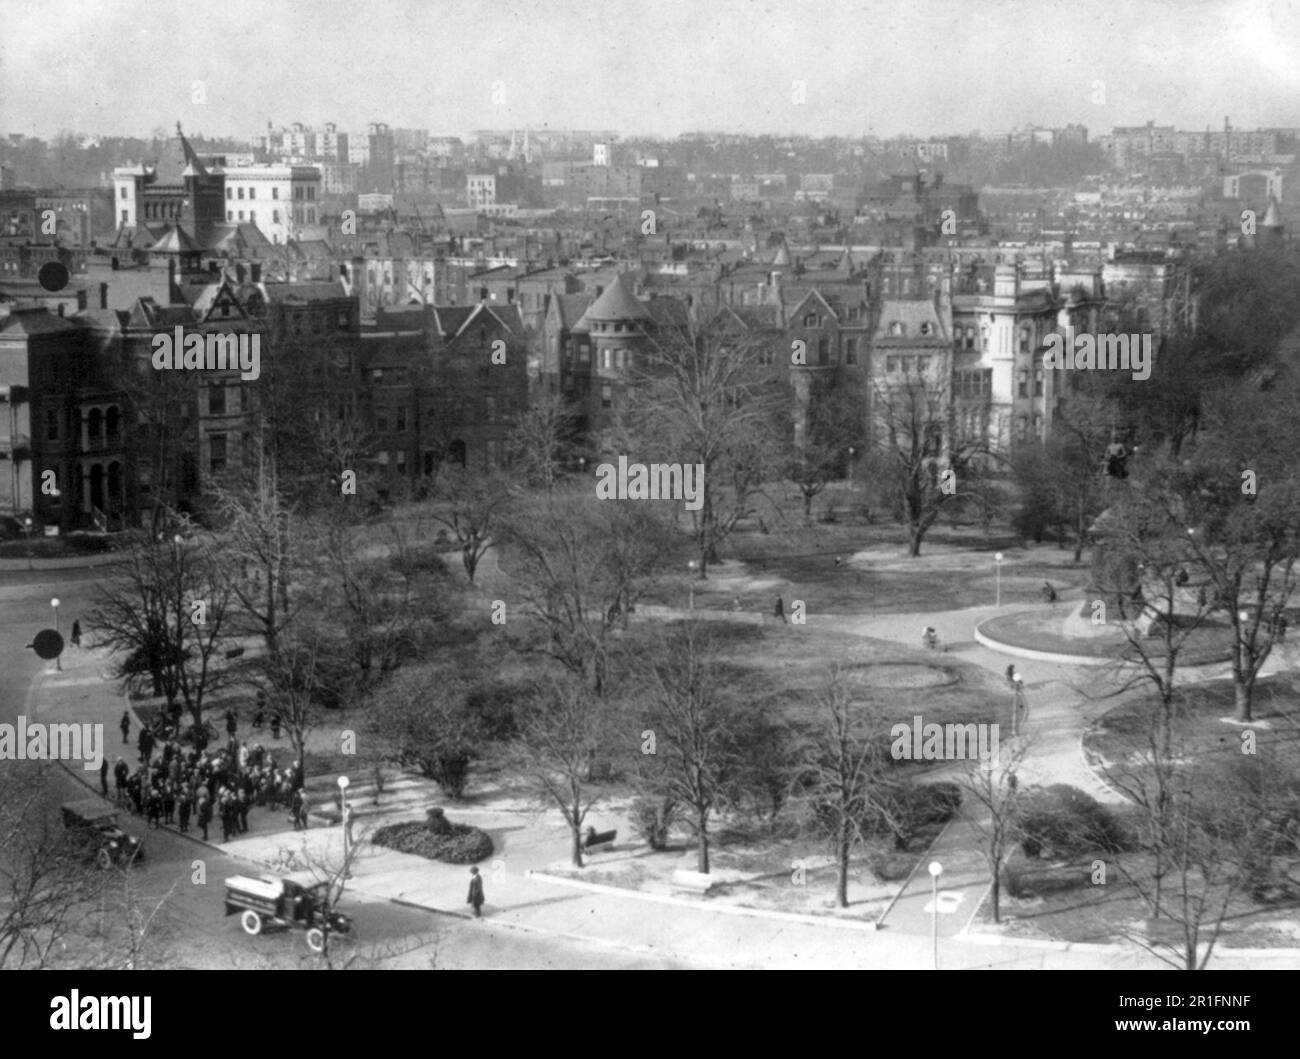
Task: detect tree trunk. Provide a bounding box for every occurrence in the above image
[696,810,710,873]
[837,817,850,907]
[1233,680,1253,723]
[570,821,584,868]
[908,528,922,558]
[991,869,1001,923]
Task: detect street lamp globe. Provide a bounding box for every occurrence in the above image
[994,552,1003,564]
[337,775,349,792]
[51,598,60,609]
[928,861,943,878]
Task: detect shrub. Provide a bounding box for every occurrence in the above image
[372,817,494,864]
[631,796,677,850]
[866,781,963,849]
[1016,784,1127,858]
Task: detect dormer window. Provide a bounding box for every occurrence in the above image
[889,321,904,336]
[803,312,817,327]
[920,322,933,336]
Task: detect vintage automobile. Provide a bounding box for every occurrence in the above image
[224,872,353,953]
[61,799,144,869]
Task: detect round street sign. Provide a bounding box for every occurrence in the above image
[29,628,64,660]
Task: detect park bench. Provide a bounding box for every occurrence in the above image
[670,868,715,895]
[583,827,617,852]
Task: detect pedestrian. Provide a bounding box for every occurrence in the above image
[113,758,129,805]
[99,758,109,797]
[70,619,81,647]
[177,790,192,834]
[197,794,212,841]
[120,710,131,745]
[296,791,310,831]
[270,710,281,740]
[774,596,787,624]
[146,789,162,829]
[467,865,485,918]
[225,708,237,740]
[138,726,154,766]
[237,787,250,835]
[163,782,176,826]
[1005,663,1017,686]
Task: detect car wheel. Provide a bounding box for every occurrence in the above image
[305,927,325,953]
[95,848,113,870]
[240,910,263,936]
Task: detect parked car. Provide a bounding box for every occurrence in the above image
[61,799,144,869]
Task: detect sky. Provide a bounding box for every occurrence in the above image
[3,0,1299,140]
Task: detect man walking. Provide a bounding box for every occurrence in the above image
[70,619,81,647]
[99,758,109,797]
[113,757,129,805]
[467,866,485,918]
[120,710,131,745]
[773,596,787,624]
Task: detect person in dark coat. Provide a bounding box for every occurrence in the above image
[99,758,109,797]
[120,710,131,745]
[113,758,129,805]
[177,790,192,834]
[162,782,176,826]
[467,866,485,918]
[138,726,154,765]
[1005,664,1017,686]
[225,708,237,740]
[270,711,282,740]
[70,619,81,647]
[197,794,212,841]
[773,596,787,624]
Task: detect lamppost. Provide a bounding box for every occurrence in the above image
[994,552,1004,608]
[51,597,61,671]
[928,860,943,969]
[337,775,351,879]
[848,446,855,489]
[1012,674,1025,738]
[23,516,33,569]
[687,559,699,611]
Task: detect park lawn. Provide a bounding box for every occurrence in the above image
[1084,673,1300,786]
[973,849,1300,951]
[645,530,1094,617]
[979,611,1236,664]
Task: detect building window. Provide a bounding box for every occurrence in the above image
[1019,327,1030,353]
[272,187,279,199]
[45,408,59,441]
[208,385,226,416]
[918,357,930,372]
[249,187,256,199]
[237,187,245,199]
[889,321,904,336]
[209,433,228,472]
[238,211,244,221]
[226,188,232,200]
[1034,369,1043,396]
[601,384,613,409]
[803,312,817,327]
[120,187,127,199]
[886,356,899,373]
[818,337,829,365]
[920,322,933,336]
[376,411,388,432]
[227,210,233,221]
[250,210,256,223]
[1015,415,1028,442]
[485,396,496,420]
[396,407,407,432]
[1018,370,1029,398]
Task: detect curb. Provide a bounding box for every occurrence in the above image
[526,869,883,931]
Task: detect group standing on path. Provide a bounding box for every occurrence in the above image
[111,706,304,844]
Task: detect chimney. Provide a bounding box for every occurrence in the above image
[100,282,108,310]
[57,302,65,317]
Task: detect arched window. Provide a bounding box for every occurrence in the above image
[889,321,904,336]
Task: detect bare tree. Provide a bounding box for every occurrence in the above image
[632,621,746,874]
[427,463,514,584]
[804,669,897,907]
[515,676,608,867]
[507,391,585,492]
[88,531,235,729]
[619,321,784,576]
[959,736,1032,924]
[499,487,673,696]
[871,360,993,557]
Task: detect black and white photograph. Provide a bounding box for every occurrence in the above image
[0,0,1294,1028]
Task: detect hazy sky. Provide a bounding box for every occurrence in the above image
[3,0,1299,139]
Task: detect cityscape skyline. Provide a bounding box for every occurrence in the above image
[3,0,1299,141]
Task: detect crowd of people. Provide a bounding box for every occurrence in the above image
[109,705,309,842]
